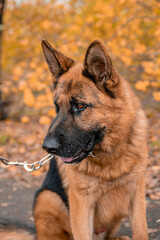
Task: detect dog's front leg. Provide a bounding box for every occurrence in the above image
[130,175,149,240]
[69,187,94,240]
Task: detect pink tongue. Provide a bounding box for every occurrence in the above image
[61,157,73,163]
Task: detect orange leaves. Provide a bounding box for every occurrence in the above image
[13,66,23,80]
[34,94,49,110]
[39,116,51,125]
[135,81,160,102]
[48,108,56,118]
[21,116,30,123]
[153,91,160,101]
[142,62,155,75]
[135,81,150,91]
[23,88,35,107]
[41,20,52,30]
[20,38,29,47]
[134,44,147,54]
[1,0,160,119]
[121,55,132,66]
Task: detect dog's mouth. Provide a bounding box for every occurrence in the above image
[60,150,90,164]
[45,127,105,164]
[60,134,99,164]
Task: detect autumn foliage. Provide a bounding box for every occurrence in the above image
[1,0,160,123]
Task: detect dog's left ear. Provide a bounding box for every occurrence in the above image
[83,40,119,97]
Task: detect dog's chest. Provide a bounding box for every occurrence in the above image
[93,179,131,231]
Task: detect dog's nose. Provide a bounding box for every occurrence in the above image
[42,137,59,154]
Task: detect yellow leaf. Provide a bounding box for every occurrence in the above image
[23,88,35,107]
[21,116,30,123]
[39,116,51,125]
[13,75,19,81]
[135,81,149,91]
[121,55,132,66]
[2,86,9,94]
[37,94,46,102]
[18,81,27,91]
[31,168,43,176]
[13,66,23,78]
[19,61,26,67]
[20,38,29,46]
[28,81,45,91]
[153,91,160,101]
[41,20,52,30]
[150,81,159,88]
[35,67,44,75]
[134,44,146,54]
[30,61,37,69]
[34,94,49,109]
[86,16,94,23]
[48,108,56,117]
[120,39,127,46]
[142,62,155,75]
[25,72,37,79]
[11,87,18,93]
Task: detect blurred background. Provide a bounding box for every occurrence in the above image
[0,0,160,239]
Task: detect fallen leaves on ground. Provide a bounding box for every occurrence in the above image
[0,225,34,240]
[0,121,49,185]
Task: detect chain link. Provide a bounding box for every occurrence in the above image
[0,154,53,172]
[0,151,100,172]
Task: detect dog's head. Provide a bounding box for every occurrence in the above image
[42,40,135,164]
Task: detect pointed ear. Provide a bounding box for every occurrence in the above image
[83,40,119,97]
[41,39,74,79]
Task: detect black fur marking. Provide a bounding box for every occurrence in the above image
[103,83,116,98]
[82,69,97,84]
[33,156,68,209]
[53,76,61,89]
[82,69,116,99]
[54,101,59,114]
[67,79,73,92]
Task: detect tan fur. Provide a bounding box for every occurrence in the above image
[34,40,149,240]
[34,190,72,240]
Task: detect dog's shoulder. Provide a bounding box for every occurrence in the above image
[34,157,68,208]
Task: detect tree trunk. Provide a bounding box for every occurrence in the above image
[0,0,6,120]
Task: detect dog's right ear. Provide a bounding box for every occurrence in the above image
[83,40,119,98]
[41,39,74,80]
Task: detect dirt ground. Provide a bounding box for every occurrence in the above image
[0,111,160,239]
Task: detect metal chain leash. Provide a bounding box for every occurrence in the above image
[0,151,100,172]
[0,154,53,172]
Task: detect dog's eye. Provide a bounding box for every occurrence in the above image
[70,98,88,115]
[76,103,86,111]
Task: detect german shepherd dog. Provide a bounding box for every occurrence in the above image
[33,40,149,240]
